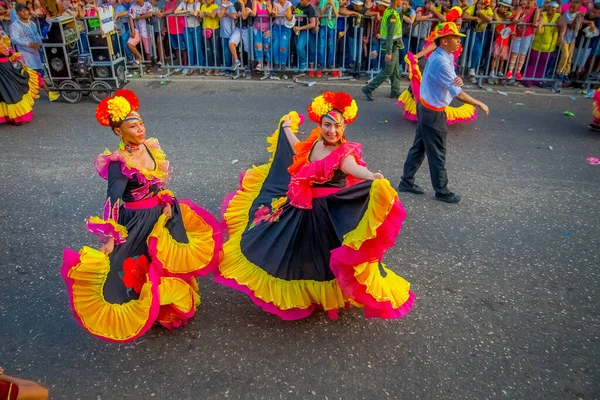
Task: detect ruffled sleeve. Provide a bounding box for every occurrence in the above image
[287,141,366,209]
[86,162,129,244]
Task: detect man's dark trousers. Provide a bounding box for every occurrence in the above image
[400,102,451,195]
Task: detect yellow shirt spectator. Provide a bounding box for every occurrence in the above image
[201,3,220,29]
[466,5,493,32]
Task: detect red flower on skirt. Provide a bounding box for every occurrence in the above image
[123,255,151,293]
[253,205,271,225]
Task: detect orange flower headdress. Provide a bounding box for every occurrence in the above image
[307,91,358,124]
[95,89,141,127]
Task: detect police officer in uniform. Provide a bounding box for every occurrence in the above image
[361,0,403,101]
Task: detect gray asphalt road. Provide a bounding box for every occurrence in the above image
[0,80,599,400]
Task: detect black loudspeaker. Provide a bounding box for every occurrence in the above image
[87,29,122,62]
[92,57,127,88]
[44,45,77,79]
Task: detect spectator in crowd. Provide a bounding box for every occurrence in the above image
[201,0,220,73]
[581,3,600,80]
[128,0,153,69]
[230,0,252,75]
[411,0,444,53]
[271,0,293,71]
[488,0,515,84]
[0,367,48,400]
[506,0,539,80]
[465,0,494,83]
[317,0,339,76]
[345,0,370,69]
[9,3,59,100]
[164,0,188,72]
[32,0,48,34]
[43,0,65,18]
[293,0,317,74]
[219,0,238,75]
[555,0,584,89]
[524,0,559,84]
[149,0,166,68]
[362,0,403,100]
[113,0,133,61]
[399,0,416,63]
[366,0,387,70]
[175,0,202,75]
[0,1,10,32]
[252,0,273,72]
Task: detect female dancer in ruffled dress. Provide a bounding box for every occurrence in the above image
[61,90,222,342]
[217,91,415,320]
[398,9,477,125]
[0,30,40,125]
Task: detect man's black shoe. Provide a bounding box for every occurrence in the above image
[434,192,461,204]
[589,123,600,132]
[362,86,374,101]
[398,183,425,195]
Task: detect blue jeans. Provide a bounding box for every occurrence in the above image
[221,37,232,67]
[469,31,486,71]
[369,40,385,71]
[399,37,409,65]
[272,25,291,66]
[253,28,272,64]
[295,30,316,69]
[186,27,204,66]
[347,30,359,67]
[318,26,336,68]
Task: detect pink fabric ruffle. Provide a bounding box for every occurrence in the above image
[287,142,365,209]
[330,199,415,319]
[60,248,162,343]
[157,303,195,331]
[0,111,34,125]
[86,218,127,245]
[147,199,223,280]
[93,140,171,185]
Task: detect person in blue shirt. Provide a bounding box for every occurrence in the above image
[398,22,488,204]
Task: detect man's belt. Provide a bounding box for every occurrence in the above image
[420,98,446,112]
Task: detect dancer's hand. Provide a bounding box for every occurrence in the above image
[454,76,463,87]
[282,116,295,131]
[100,238,115,255]
[372,172,384,179]
[162,204,173,219]
[478,102,489,116]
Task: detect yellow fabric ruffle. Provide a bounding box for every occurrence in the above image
[353,261,412,308]
[148,203,216,275]
[446,103,476,122]
[398,90,416,117]
[0,66,40,120]
[220,112,349,311]
[342,179,398,251]
[158,277,200,312]
[87,215,128,242]
[66,246,157,342]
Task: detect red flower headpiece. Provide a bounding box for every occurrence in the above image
[445,6,463,23]
[95,89,141,127]
[307,91,359,124]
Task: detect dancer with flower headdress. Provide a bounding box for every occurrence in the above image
[60,90,223,342]
[397,9,478,124]
[217,91,415,320]
[0,30,41,125]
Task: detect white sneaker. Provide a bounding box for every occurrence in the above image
[468,68,475,77]
[182,68,189,75]
[497,71,504,78]
[174,68,182,73]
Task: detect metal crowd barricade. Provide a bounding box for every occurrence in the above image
[104,9,600,89]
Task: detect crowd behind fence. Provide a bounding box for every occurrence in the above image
[10,1,600,89]
[115,9,600,89]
